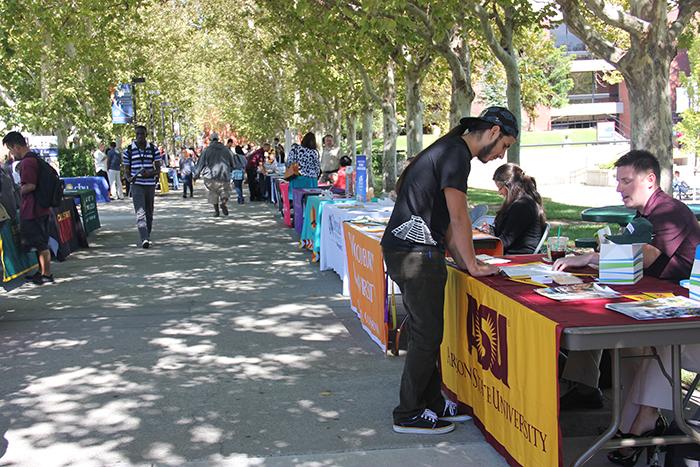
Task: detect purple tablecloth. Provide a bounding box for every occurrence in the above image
[293,188,324,235]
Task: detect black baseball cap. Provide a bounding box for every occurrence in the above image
[460,106,519,139]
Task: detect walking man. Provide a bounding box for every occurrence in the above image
[381,107,518,434]
[107,142,124,199]
[123,125,161,248]
[2,131,53,284]
[193,132,235,216]
[179,148,195,198]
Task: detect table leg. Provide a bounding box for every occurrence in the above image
[572,348,622,467]
[672,344,700,442]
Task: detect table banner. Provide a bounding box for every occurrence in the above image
[0,219,38,282]
[62,177,110,203]
[343,222,388,352]
[441,267,560,467]
[78,190,100,234]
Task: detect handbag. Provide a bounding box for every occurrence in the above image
[284,163,300,181]
[231,169,244,181]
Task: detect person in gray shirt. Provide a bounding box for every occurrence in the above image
[193,132,236,216]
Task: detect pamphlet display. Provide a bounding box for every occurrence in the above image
[689,245,700,301]
[605,296,700,320]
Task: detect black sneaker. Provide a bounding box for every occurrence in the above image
[25,272,42,284]
[392,409,455,434]
[220,203,229,216]
[41,274,55,284]
[437,399,472,422]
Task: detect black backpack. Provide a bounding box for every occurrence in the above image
[27,153,63,208]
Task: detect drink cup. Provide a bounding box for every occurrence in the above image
[547,236,568,262]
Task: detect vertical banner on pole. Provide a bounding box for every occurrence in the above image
[355,154,367,202]
[111,84,134,124]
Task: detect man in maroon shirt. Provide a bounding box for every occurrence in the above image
[245,143,269,201]
[553,149,700,409]
[2,131,53,284]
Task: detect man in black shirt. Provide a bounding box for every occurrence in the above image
[381,106,519,434]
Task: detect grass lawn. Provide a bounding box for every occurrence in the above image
[468,187,613,247]
[358,128,597,155]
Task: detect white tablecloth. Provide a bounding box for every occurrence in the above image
[319,202,395,296]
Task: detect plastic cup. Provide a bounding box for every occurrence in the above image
[547,236,568,262]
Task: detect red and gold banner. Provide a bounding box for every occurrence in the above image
[441,267,560,466]
[343,223,388,351]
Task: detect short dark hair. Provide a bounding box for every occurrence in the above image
[614,150,660,183]
[227,138,233,144]
[110,141,116,148]
[2,131,26,147]
[339,155,352,167]
[134,125,147,133]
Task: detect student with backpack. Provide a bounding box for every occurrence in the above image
[2,131,55,284]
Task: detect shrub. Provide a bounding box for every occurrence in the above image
[59,148,94,177]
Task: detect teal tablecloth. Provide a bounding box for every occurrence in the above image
[300,196,356,260]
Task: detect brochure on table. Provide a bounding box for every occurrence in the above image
[605,296,700,320]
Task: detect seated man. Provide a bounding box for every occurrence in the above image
[553,150,700,409]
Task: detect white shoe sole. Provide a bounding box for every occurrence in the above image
[392,422,455,434]
[440,414,472,422]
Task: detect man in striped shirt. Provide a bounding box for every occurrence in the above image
[122,125,161,248]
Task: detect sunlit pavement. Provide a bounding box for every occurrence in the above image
[0,190,508,466]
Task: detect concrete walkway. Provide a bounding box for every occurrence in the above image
[0,192,510,466]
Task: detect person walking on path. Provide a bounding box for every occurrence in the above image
[107,142,124,200]
[93,142,109,188]
[2,131,54,284]
[380,107,518,435]
[193,132,235,216]
[179,148,195,198]
[123,125,161,249]
[231,145,247,205]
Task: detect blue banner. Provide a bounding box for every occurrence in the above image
[62,177,111,203]
[355,155,367,202]
[111,83,134,124]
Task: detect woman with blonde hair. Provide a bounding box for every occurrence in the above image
[491,163,546,254]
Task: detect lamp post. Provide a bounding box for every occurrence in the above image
[146,90,160,140]
[160,101,171,150]
[131,77,146,124]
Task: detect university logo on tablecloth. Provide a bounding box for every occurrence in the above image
[467,295,509,387]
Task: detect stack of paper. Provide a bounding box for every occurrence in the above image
[535,283,620,301]
[599,243,643,284]
[605,296,700,320]
[689,246,700,301]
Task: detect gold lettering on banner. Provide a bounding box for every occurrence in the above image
[56,211,71,222]
[445,346,548,453]
[348,231,375,270]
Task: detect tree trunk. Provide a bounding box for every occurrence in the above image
[405,66,424,158]
[503,56,522,164]
[623,70,673,193]
[346,113,357,157]
[382,60,398,193]
[444,33,475,129]
[361,105,374,188]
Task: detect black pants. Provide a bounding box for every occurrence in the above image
[383,247,447,423]
[246,168,260,201]
[182,174,193,197]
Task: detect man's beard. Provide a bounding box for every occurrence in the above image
[476,136,501,163]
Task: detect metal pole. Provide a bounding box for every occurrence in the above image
[160,105,166,146]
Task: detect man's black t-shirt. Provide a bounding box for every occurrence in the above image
[381,133,471,252]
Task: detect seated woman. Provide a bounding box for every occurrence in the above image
[607,344,700,465]
[491,163,546,254]
[285,132,320,200]
[330,155,353,195]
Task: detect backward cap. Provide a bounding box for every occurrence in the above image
[460,106,520,138]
